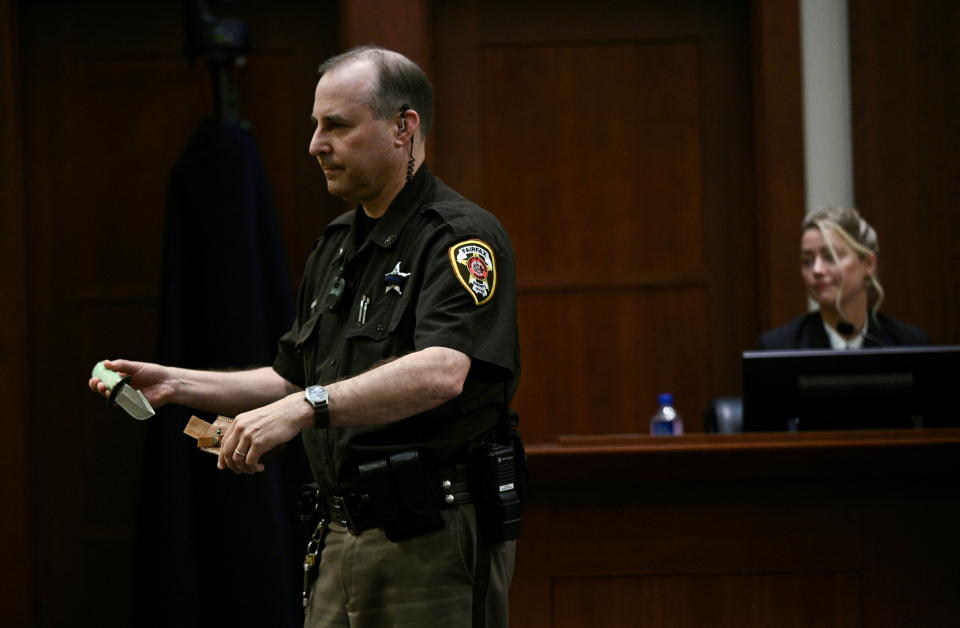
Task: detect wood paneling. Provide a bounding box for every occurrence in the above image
[554,573,861,628]
[340,0,431,75]
[478,41,711,439]
[749,0,807,331]
[511,430,960,627]
[0,1,33,625]
[480,43,705,281]
[517,289,710,441]
[848,0,960,345]
[16,2,337,625]
[433,0,759,438]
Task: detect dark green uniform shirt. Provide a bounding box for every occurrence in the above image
[274,164,519,492]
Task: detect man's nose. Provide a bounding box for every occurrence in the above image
[309,130,328,157]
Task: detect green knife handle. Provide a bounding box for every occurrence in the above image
[92,361,130,407]
[92,361,124,390]
[92,361,133,408]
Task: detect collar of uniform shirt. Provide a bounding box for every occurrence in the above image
[366,162,432,248]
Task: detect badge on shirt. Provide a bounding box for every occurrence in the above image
[449,239,496,306]
[384,261,411,296]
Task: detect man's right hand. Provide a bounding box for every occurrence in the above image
[88,359,176,409]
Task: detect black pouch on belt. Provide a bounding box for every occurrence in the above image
[359,450,443,542]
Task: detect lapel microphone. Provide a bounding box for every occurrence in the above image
[837,319,884,345]
[836,320,856,335]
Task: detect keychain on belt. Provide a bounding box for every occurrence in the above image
[302,517,329,612]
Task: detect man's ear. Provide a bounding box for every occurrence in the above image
[395,107,420,145]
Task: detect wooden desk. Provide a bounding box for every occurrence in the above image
[509,430,960,627]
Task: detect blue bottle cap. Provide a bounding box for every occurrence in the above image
[658,392,673,406]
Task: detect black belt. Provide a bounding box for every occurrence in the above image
[325,465,471,535]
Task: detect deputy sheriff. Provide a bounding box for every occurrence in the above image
[90,45,520,627]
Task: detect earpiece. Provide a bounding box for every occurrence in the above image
[399,104,415,183]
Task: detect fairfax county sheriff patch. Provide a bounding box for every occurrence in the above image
[449,240,497,306]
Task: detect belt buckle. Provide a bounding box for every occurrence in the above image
[330,495,359,535]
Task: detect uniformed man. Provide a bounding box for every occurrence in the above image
[90,45,520,627]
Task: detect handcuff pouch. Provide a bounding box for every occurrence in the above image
[358,450,443,541]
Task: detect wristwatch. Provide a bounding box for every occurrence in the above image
[304,384,330,429]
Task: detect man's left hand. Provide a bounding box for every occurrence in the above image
[217,392,312,474]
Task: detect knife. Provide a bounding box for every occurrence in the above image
[91,361,156,420]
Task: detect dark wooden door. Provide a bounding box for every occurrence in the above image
[431,0,759,441]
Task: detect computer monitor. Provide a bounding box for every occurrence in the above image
[741,345,960,431]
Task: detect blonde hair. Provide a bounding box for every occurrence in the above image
[802,206,885,316]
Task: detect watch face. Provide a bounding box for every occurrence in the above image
[306,385,327,405]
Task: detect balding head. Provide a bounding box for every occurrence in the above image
[318,46,434,138]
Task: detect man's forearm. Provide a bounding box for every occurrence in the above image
[171,366,298,417]
[326,346,470,427]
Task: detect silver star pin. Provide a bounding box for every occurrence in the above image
[384,262,411,295]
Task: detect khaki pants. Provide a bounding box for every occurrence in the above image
[305,504,515,627]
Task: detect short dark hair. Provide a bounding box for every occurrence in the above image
[318,45,434,138]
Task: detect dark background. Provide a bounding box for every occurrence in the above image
[1,0,956,626]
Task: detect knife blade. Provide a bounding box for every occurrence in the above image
[91,361,155,420]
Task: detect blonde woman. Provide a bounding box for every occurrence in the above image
[758,207,928,349]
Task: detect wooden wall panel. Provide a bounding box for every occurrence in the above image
[848,0,960,345]
[512,479,866,627]
[22,50,211,628]
[433,0,758,438]
[517,486,862,579]
[340,0,431,75]
[0,0,33,624]
[517,289,709,441]
[480,43,705,282]
[749,0,806,331]
[479,41,711,439]
[17,2,338,625]
[860,492,960,627]
[553,572,861,628]
[511,432,960,627]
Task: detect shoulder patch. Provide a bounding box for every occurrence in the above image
[449,239,497,306]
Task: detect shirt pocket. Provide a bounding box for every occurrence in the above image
[344,291,413,372]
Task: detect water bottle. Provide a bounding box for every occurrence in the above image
[650,393,684,435]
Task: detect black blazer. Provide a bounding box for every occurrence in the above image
[757,311,929,350]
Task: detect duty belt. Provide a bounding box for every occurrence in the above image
[325,464,471,535]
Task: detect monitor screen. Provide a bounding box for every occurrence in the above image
[741,345,960,431]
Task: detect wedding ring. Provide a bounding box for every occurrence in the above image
[234,449,248,457]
